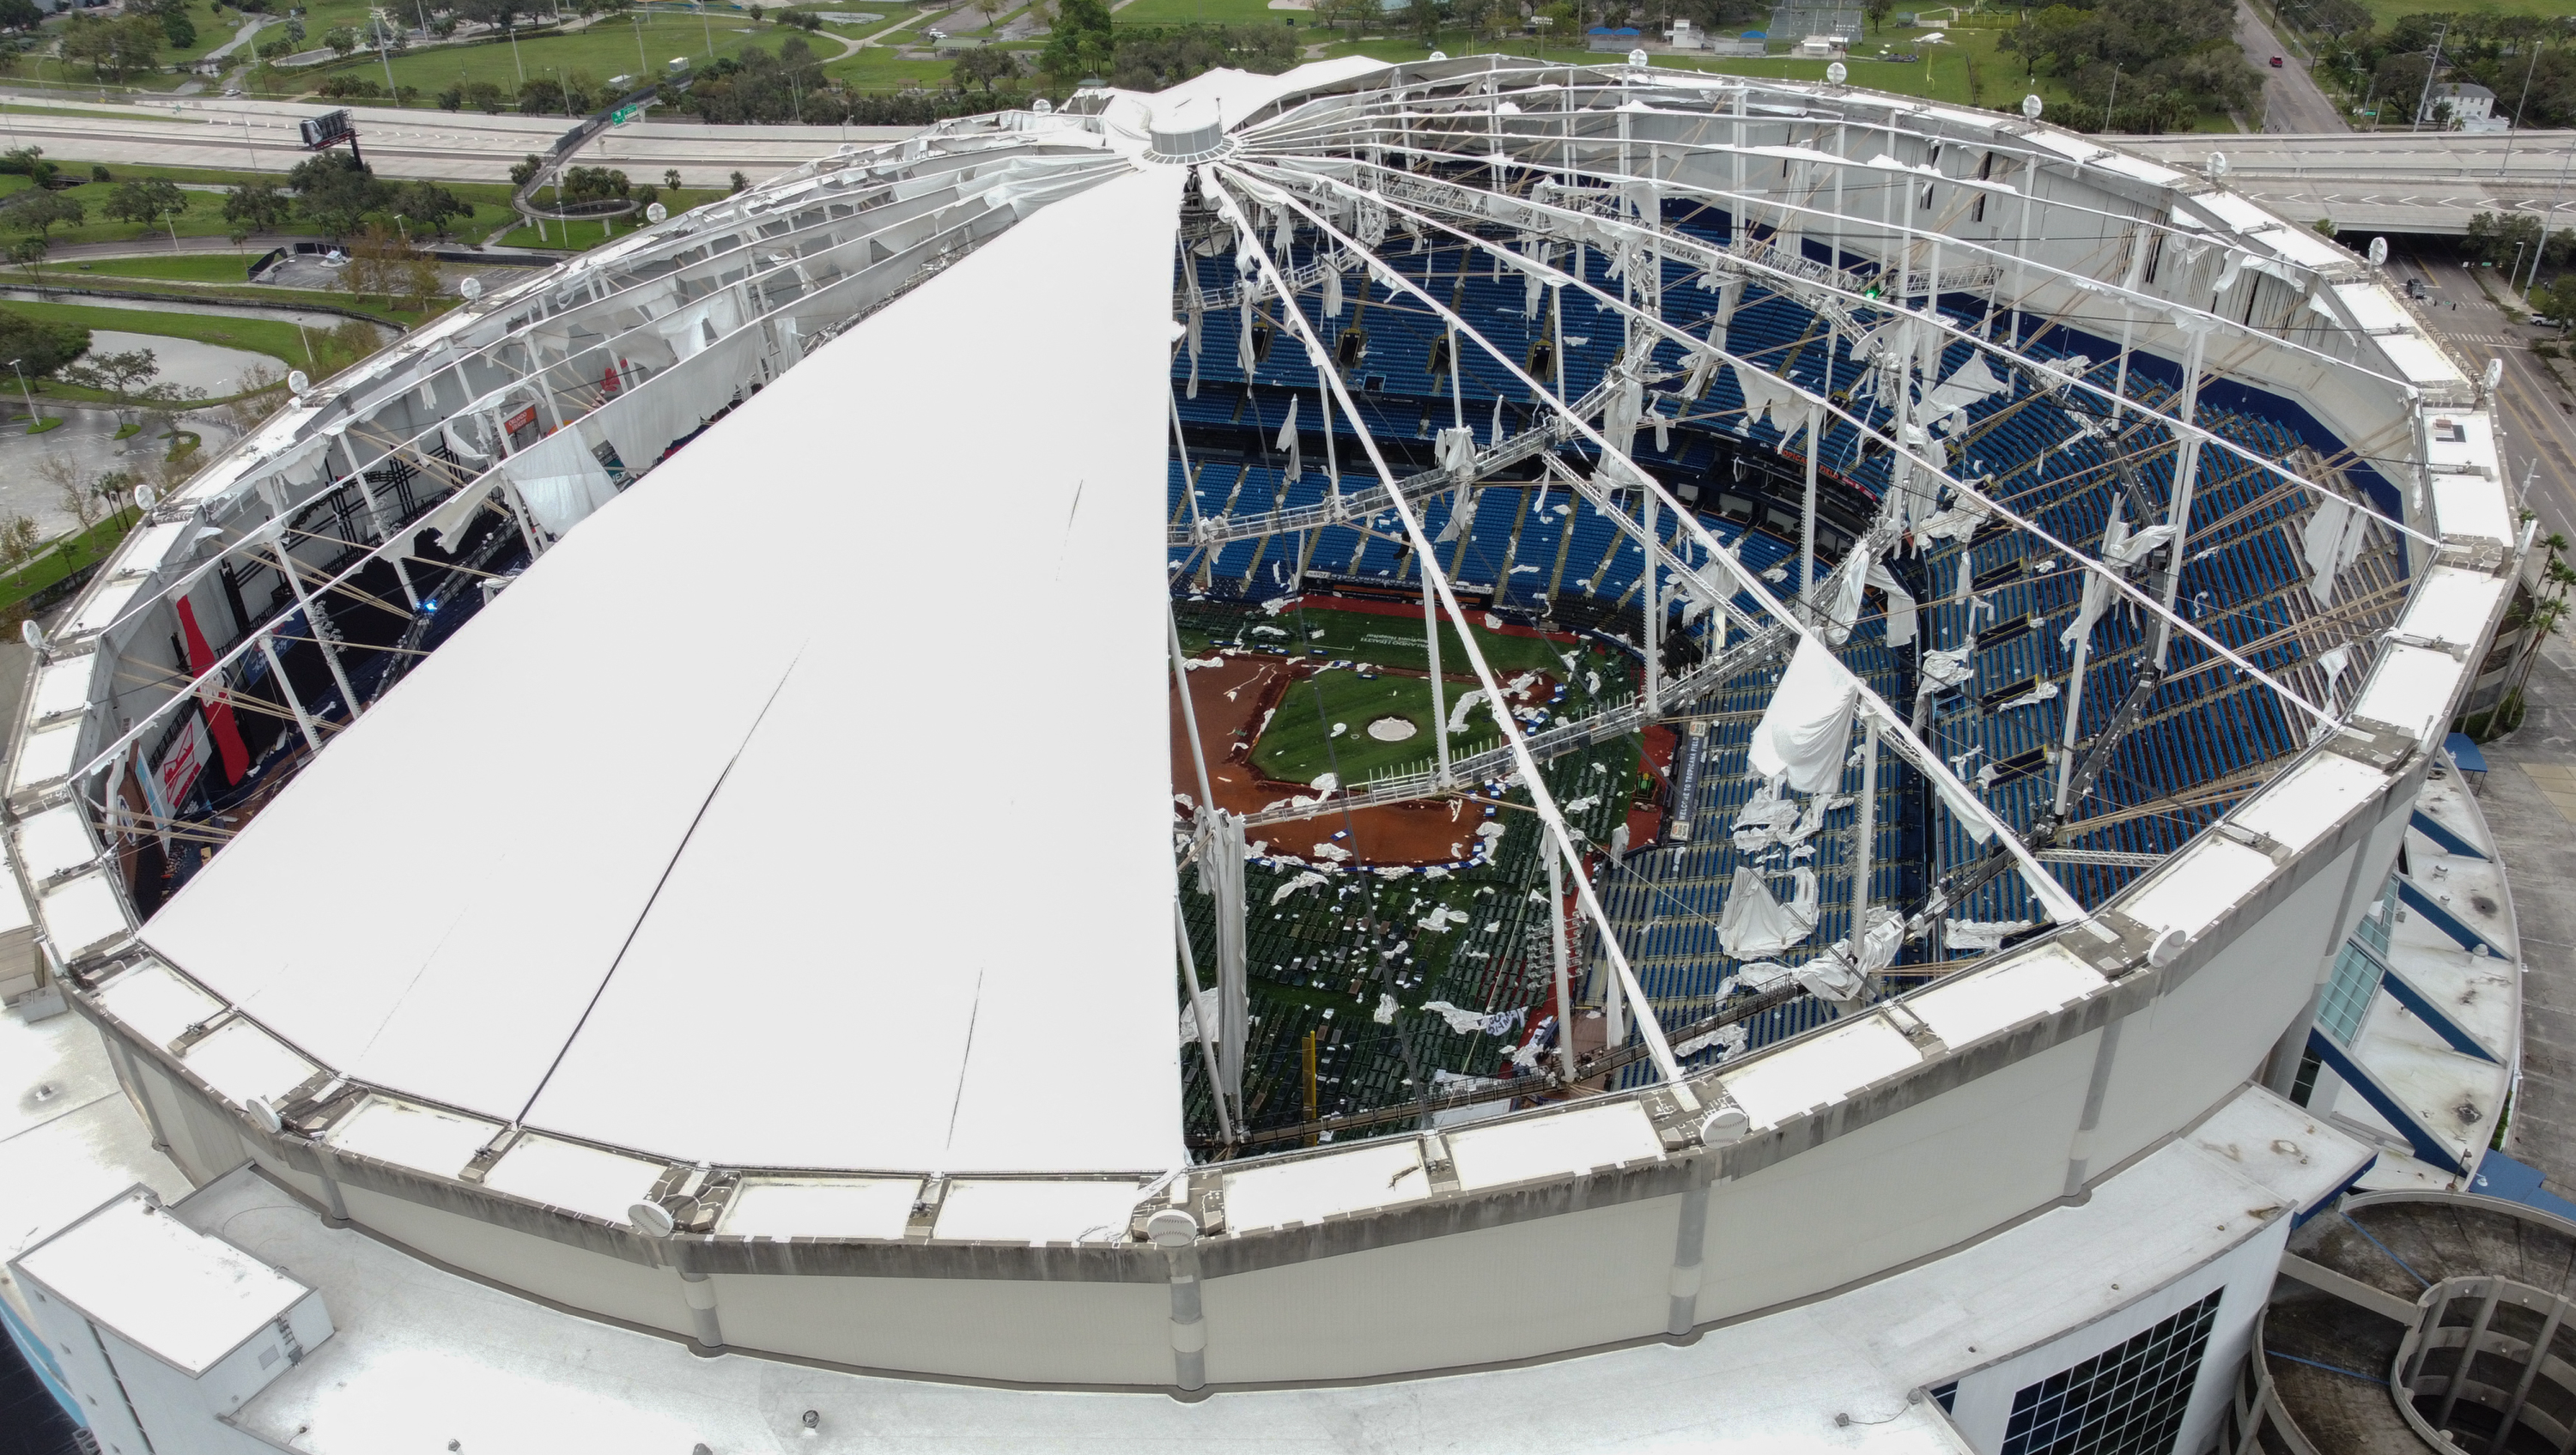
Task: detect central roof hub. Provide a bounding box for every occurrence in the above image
[1148,98,1231,164]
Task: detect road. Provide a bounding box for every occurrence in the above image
[2113,130,2576,238]
[0,93,913,186]
[2392,242,2576,544]
[2234,0,2345,136]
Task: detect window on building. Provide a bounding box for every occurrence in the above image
[2316,942,2386,1046]
[2291,1048,2323,1107]
[2000,1289,2223,1455]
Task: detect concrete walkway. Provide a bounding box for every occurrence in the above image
[2478,634,2576,1200]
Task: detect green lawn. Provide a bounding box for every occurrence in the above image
[0,100,185,122]
[819,45,957,89]
[1112,0,1294,27]
[47,253,271,284]
[0,298,319,370]
[0,513,143,616]
[295,11,781,99]
[1252,670,1448,784]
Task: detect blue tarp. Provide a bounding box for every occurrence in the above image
[2445,731,2488,773]
[2471,1152,2576,1225]
[1587,26,1640,34]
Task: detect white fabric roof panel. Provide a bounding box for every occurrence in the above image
[142,163,1189,1175]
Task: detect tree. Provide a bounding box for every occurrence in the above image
[223,177,291,234]
[288,152,389,239]
[951,45,1018,94]
[729,170,749,193]
[389,179,470,239]
[102,177,189,229]
[2,191,84,239]
[0,304,88,375]
[1038,0,1114,88]
[0,515,41,595]
[339,222,417,305]
[60,348,161,424]
[0,0,40,32]
[7,235,46,296]
[39,456,101,533]
[0,147,52,185]
[60,12,167,79]
[663,167,682,191]
[2537,275,2576,330]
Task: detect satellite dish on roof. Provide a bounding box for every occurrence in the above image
[1826,61,1847,84]
[287,369,310,395]
[646,202,668,224]
[19,621,43,653]
[1626,47,1648,66]
[1701,1104,1751,1145]
[1144,1208,1199,1248]
[2367,236,2389,267]
[2022,94,2043,121]
[1031,96,1052,115]
[246,1097,283,1135]
[2208,151,2229,179]
[135,484,155,512]
[1429,50,1447,60]
[629,1200,677,1237]
[459,276,483,301]
[2484,358,2504,393]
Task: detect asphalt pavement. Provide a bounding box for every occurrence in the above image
[2392,243,2576,543]
[0,92,912,185]
[2234,0,2346,135]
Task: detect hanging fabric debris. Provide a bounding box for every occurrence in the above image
[1197,811,1250,1109]
[1717,865,1820,958]
[1184,271,1205,399]
[2300,492,2369,607]
[1321,264,1343,318]
[1749,637,1858,793]
[1866,561,1917,647]
[1946,918,2038,954]
[1277,396,1302,480]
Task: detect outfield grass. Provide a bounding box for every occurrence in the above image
[1252,670,1445,784]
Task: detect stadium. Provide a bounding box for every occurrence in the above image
[0,53,2543,1455]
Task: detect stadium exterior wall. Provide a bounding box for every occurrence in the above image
[63,745,2422,1388]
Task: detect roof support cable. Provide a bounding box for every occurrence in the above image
[1253,161,2337,739]
[1236,161,2087,929]
[1235,142,2434,552]
[1206,168,1689,1088]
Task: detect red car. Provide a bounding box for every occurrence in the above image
[2269,55,2284,67]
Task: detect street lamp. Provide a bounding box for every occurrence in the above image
[6,358,37,431]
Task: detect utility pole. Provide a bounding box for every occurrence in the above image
[2411,20,2446,132]
[2501,39,2542,177]
[2102,64,2120,132]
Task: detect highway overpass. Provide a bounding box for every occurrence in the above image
[2116,130,2576,239]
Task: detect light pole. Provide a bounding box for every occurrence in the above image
[508,22,525,85]
[696,0,713,59]
[6,358,36,430]
[2101,64,2119,132]
[2501,40,2541,178]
